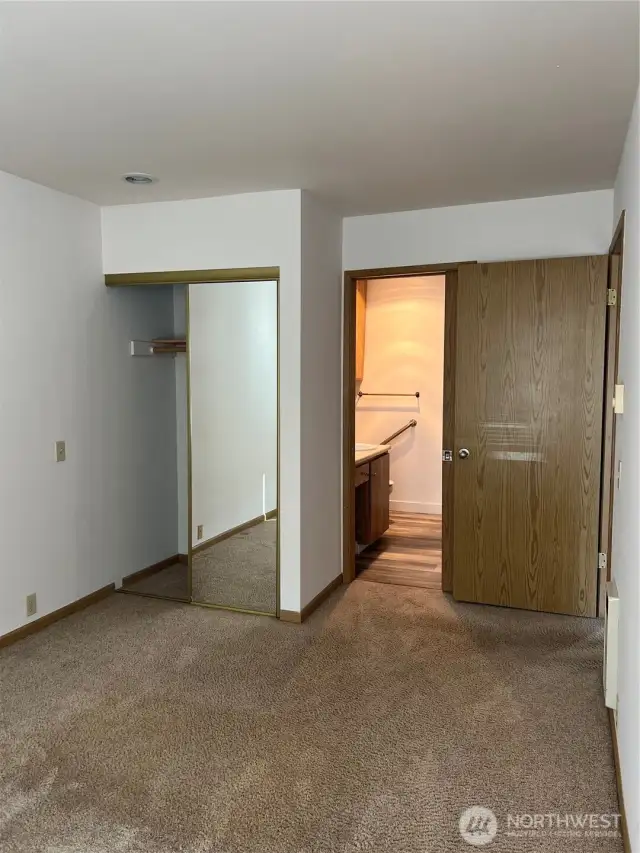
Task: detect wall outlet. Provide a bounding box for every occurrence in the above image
[55,440,66,462]
[197,525,203,540]
[26,593,37,617]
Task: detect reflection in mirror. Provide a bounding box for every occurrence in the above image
[189,279,278,614]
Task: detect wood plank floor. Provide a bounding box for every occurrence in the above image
[356,512,442,590]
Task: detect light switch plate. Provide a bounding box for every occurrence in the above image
[55,440,66,462]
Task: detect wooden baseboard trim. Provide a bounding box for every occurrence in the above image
[279,609,302,624]
[0,583,115,650]
[193,511,277,555]
[608,708,631,853]
[178,554,189,565]
[122,554,181,585]
[279,574,343,625]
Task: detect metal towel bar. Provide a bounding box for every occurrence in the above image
[358,391,419,398]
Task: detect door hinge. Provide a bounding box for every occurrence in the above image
[598,552,608,570]
[613,383,624,414]
[607,289,617,307]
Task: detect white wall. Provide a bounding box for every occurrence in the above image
[101,190,303,611]
[357,276,445,514]
[189,280,277,543]
[300,192,343,607]
[0,170,179,637]
[343,190,614,269]
[173,285,188,555]
[611,88,640,852]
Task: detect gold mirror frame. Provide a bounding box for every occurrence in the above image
[105,268,280,618]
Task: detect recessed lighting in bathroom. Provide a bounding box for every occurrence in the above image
[122,172,156,185]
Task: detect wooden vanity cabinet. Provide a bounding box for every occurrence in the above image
[369,453,390,541]
[355,453,390,545]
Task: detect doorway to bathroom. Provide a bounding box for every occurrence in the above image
[353,273,446,592]
[345,256,611,618]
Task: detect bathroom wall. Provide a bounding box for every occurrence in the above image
[356,276,445,514]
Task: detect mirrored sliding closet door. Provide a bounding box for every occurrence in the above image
[189,279,278,615]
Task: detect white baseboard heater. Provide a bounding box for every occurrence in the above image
[603,580,619,711]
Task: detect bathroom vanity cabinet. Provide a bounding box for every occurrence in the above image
[355,450,390,546]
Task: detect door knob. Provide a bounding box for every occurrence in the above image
[458,448,470,459]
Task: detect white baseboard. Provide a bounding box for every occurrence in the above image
[390,500,442,515]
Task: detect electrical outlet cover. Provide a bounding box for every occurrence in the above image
[26,593,37,617]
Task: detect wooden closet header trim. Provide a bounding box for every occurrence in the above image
[105,267,280,287]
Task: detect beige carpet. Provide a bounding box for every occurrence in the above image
[0,583,620,852]
[191,519,277,613]
[122,561,189,599]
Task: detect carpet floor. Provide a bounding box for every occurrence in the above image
[0,583,620,852]
[191,519,277,613]
[122,561,189,599]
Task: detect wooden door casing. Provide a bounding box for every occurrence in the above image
[441,270,458,593]
[452,257,607,617]
[342,276,356,583]
[598,212,625,615]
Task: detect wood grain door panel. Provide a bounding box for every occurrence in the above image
[452,257,607,616]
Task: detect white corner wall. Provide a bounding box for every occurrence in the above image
[611,87,640,852]
[0,170,179,637]
[343,190,614,270]
[189,280,277,544]
[101,190,303,612]
[357,276,445,514]
[300,191,343,608]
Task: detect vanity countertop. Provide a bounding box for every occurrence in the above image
[355,445,390,467]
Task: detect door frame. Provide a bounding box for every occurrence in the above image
[597,211,626,616]
[342,262,461,584]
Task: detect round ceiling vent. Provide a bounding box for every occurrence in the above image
[122,172,156,185]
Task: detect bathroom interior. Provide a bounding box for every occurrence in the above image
[354,275,445,588]
[115,278,278,615]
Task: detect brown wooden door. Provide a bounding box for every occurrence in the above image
[370,453,390,541]
[452,257,607,616]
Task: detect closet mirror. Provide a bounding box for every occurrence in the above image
[189,279,278,614]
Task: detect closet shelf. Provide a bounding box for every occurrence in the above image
[152,338,186,354]
[130,339,187,357]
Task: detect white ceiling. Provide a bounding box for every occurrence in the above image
[0,2,637,215]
